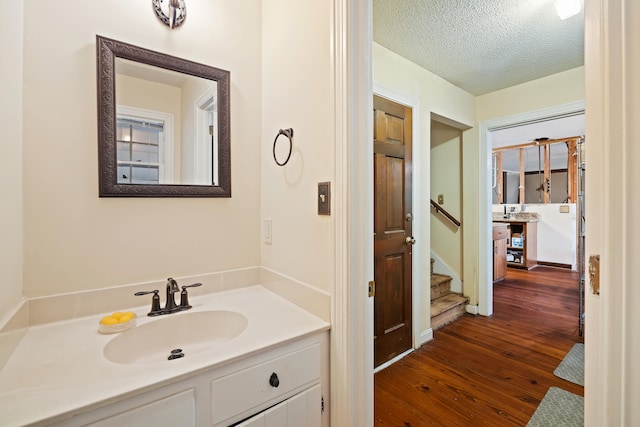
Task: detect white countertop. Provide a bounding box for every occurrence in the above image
[0,285,330,427]
[492,218,538,223]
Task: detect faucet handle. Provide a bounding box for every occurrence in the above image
[179,283,203,310]
[134,290,162,316]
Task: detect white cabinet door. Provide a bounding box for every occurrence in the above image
[263,398,288,426]
[284,384,321,427]
[87,389,196,427]
[236,385,321,427]
[236,412,266,427]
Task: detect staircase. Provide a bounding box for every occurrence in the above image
[431,259,468,331]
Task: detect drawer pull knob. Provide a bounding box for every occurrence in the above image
[269,372,280,388]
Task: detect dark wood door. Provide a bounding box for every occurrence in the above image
[373,95,413,367]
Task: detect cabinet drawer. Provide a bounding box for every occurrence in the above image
[211,343,320,425]
[493,226,508,240]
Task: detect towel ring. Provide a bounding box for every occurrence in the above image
[273,128,294,166]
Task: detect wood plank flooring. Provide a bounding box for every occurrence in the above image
[374,266,583,426]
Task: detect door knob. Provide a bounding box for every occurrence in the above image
[405,236,416,245]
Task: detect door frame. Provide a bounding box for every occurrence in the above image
[373,84,425,350]
[477,100,585,316]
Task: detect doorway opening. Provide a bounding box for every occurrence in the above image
[479,102,585,333]
[373,94,415,368]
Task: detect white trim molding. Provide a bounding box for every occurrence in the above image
[584,0,640,424]
[418,327,434,346]
[466,304,479,315]
[331,0,373,426]
[193,87,217,185]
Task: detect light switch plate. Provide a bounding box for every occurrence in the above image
[263,218,272,244]
[318,182,331,215]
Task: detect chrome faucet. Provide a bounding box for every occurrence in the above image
[164,277,180,313]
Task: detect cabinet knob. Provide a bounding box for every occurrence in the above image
[269,372,280,388]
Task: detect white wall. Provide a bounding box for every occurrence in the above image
[22,0,262,297]
[373,43,475,334]
[430,120,462,289]
[260,0,334,292]
[0,0,24,316]
[530,204,577,269]
[476,67,585,123]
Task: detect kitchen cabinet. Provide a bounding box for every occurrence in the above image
[493,223,508,281]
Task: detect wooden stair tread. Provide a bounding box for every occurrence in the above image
[430,273,451,287]
[431,293,468,318]
[431,273,453,301]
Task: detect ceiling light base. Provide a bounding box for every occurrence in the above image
[153,0,186,29]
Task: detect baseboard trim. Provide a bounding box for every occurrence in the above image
[466,304,480,315]
[419,327,434,345]
[537,261,573,270]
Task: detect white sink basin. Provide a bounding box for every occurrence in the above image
[103,310,248,365]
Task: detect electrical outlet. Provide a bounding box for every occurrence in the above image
[263,218,272,244]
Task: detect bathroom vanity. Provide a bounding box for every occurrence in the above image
[0,286,330,427]
[50,333,325,427]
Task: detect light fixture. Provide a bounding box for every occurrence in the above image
[554,0,581,20]
[153,0,186,29]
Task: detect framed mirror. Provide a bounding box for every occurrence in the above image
[97,35,231,197]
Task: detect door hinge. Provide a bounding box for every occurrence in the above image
[321,396,325,414]
[368,280,375,297]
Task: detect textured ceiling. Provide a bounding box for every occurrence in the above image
[373,0,584,95]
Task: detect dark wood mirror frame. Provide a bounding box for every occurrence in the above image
[96,35,231,197]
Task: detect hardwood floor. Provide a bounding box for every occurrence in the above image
[374,266,583,426]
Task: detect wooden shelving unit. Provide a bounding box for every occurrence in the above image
[505,221,538,269]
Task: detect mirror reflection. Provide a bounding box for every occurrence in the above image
[97,35,230,197]
[115,59,218,186]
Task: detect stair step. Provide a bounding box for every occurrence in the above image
[431,273,452,301]
[431,292,468,330]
